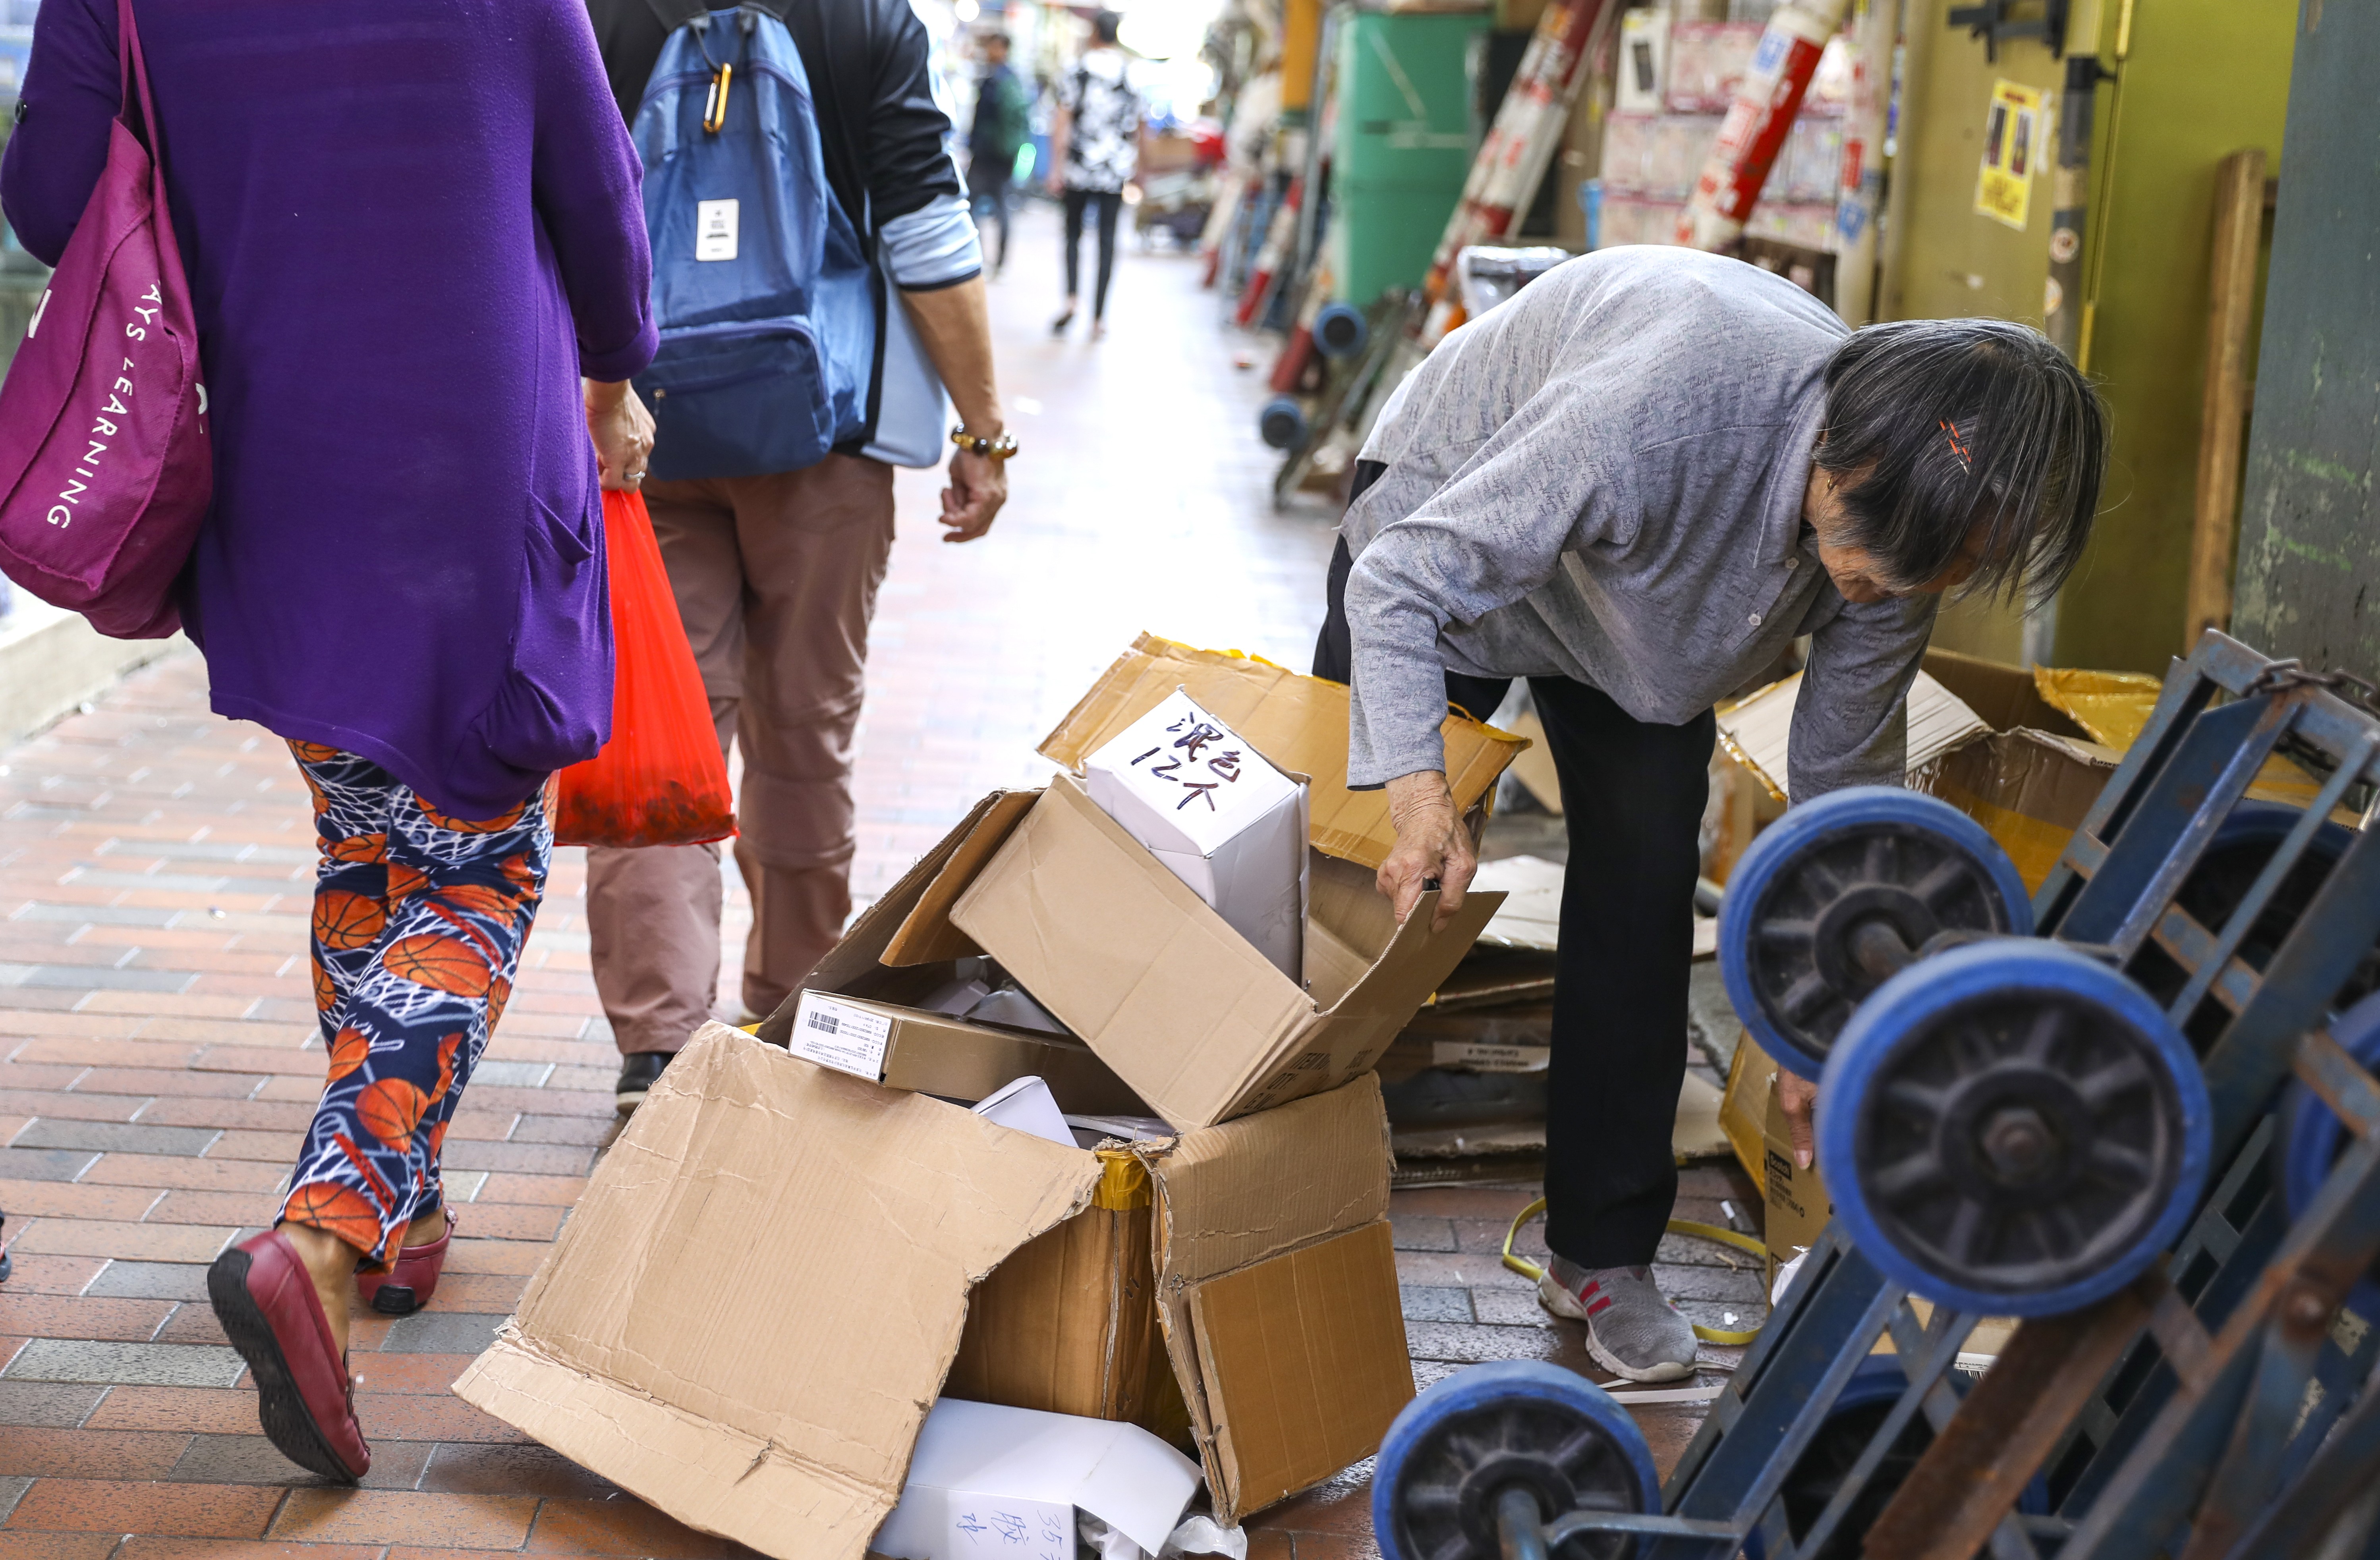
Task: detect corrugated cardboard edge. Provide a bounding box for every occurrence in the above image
[1135,1074,1401,1522]
[1035,633,1524,870]
[455,1023,1103,1560]
[883,790,1041,966]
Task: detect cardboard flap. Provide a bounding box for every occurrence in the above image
[775,790,1032,1031]
[1187,1222,1414,1517]
[454,1024,1101,1560]
[883,790,1041,967]
[1145,1072,1393,1287]
[1140,1075,1402,1523]
[950,774,1312,1130]
[1037,634,1525,869]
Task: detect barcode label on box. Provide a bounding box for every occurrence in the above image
[789,992,892,1080]
[1433,1041,1552,1073]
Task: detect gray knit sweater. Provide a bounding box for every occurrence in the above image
[1342,247,1934,799]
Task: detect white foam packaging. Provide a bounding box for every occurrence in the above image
[1081,690,1309,983]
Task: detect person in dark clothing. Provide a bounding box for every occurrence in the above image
[967,31,1030,277]
[1046,9,1144,338]
[583,0,1015,1111]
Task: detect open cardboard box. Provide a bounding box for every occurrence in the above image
[455,1026,1415,1559]
[949,772,1506,1129]
[764,789,1148,1117]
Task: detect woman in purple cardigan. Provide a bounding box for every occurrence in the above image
[2,0,657,1480]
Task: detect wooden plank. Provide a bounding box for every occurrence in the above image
[2183,148,2269,650]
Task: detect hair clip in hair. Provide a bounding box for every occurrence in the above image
[1940,417,1976,473]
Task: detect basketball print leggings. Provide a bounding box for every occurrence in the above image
[278,743,551,1268]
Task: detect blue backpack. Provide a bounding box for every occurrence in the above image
[631,1,877,481]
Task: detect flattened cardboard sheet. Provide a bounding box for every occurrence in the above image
[454,1025,1102,1560]
[1038,634,1524,870]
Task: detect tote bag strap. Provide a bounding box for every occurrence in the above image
[114,0,165,165]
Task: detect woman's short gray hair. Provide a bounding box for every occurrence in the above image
[1814,318,2108,604]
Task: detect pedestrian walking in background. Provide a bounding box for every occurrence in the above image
[968,30,1032,278]
[0,0,656,1481]
[1047,9,1145,340]
[585,0,1014,1112]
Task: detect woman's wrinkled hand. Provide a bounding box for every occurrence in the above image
[585,379,655,492]
[1377,770,1474,933]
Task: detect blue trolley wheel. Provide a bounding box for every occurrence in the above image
[1373,1361,1658,1560]
[1314,301,1370,359]
[2279,989,2380,1316]
[1819,940,2212,1317]
[1720,786,2033,1079]
[1258,396,1308,450]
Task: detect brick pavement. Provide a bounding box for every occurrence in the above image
[0,203,1764,1560]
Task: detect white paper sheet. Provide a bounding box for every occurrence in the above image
[873,1400,1205,1560]
[971,1076,1074,1147]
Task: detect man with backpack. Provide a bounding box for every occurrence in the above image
[967,31,1032,279]
[585,0,1015,1110]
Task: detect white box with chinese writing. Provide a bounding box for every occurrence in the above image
[1081,689,1309,983]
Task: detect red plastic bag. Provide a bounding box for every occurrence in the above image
[552,490,736,848]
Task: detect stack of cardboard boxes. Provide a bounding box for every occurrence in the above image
[457,636,1528,1560]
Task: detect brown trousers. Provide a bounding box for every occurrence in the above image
[584,455,896,1054]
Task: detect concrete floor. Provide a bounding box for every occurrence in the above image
[0,199,1764,1560]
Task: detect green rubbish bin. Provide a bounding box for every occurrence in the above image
[1328,10,1490,306]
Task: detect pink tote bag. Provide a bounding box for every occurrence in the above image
[0,0,209,639]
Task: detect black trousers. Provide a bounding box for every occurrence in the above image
[968,169,1012,272]
[1316,471,1714,1268]
[1062,187,1123,319]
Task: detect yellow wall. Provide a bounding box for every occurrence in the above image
[1885,0,2296,672]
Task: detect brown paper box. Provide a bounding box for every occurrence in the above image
[1035,634,1524,871]
[950,772,1505,1129]
[455,1029,1409,1556]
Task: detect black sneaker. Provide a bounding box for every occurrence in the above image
[616,1051,677,1114]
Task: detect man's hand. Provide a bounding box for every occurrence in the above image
[1778,1071,1819,1169]
[1378,770,1474,932]
[585,379,655,492]
[940,448,1007,542]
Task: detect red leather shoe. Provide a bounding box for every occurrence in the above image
[356,1211,454,1315]
[207,1229,370,1482]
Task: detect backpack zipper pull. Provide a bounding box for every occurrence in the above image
[703,63,733,133]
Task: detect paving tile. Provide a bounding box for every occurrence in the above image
[434,1203,557,1243]
[506,1115,614,1147]
[390,1275,522,1316]
[0,1182,166,1222]
[10,1220,237,1263]
[151,1307,230,1348]
[0,1382,107,1428]
[0,1091,147,1124]
[2,1478,280,1537]
[2,1339,245,1387]
[0,1295,174,1344]
[353,1395,528,1446]
[0,965,195,994]
[80,1386,260,1435]
[113,1537,386,1560]
[11,1122,221,1156]
[269,1490,537,1550]
[336,1356,473,1399]
[145,1192,284,1229]
[198,1132,301,1164]
[524,1497,767,1559]
[134,1100,313,1133]
[0,1480,25,1526]
[0,1151,99,1184]
[1402,1320,1595,1370]
[0,1532,120,1560]
[434,1141,593,1177]
[0,1427,192,1479]
[1397,1285,1474,1324]
[439,1241,551,1277]
[81,1262,213,1303]
[166,1434,433,1490]
[380,1314,507,1357]
[471,1174,588,1208]
[80,1155,286,1193]
[415,1442,620,1500]
[0,1257,108,1297]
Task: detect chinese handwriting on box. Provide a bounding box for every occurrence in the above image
[949,1493,1072,1560]
[1129,715,1248,812]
